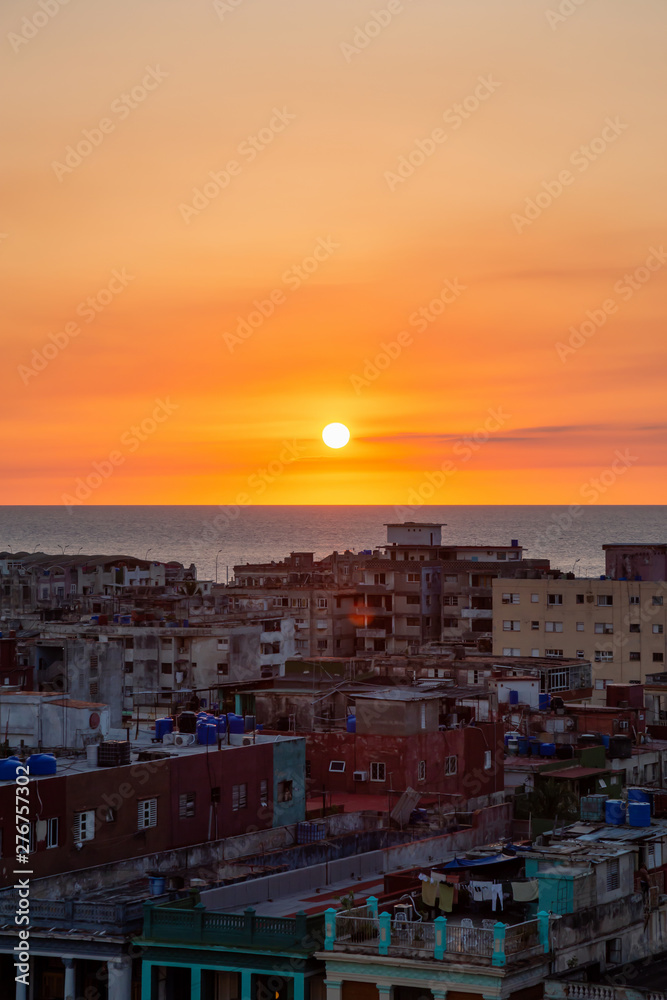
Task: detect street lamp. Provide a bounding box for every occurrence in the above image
[215,549,224,584]
[571,558,581,575]
[58,545,68,555]
[144,548,152,562]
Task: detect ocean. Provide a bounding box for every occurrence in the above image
[0,506,664,583]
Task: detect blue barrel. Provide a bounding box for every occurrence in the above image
[628,802,651,827]
[26,754,57,775]
[628,788,650,803]
[244,715,256,732]
[347,715,356,733]
[540,743,556,757]
[601,734,610,749]
[0,757,22,781]
[217,717,227,734]
[530,738,542,756]
[605,799,626,825]
[509,690,519,705]
[256,723,263,733]
[539,693,550,710]
[517,738,530,755]
[155,718,173,742]
[148,876,166,895]
[196,722,215,745]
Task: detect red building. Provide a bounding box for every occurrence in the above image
[0,635,32,688]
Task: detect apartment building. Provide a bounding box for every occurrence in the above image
[491,577,667,697]
[28,617,295,725]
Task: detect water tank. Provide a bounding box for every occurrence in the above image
[256,723,263,733]
[539,693,551,710]
[507,738,520,756]
[555,744,574,760]
[628,788,651,804]
[216,716,227,735]
[601,734,610,750]
[517,738,530,755]
[26,754,57,775]
[504,731,521,748]
[148,876,166,896]
[178,711,197,734]
[244,715,256,732]
[86,744,98,768]
[578,733,604,748]
[0,757,22,781]
[227,713,244,734]
[196,722,217,745]
[539,743,556,757]
[90,615,99,624]
[605,799,626,826]
[346,715,356,734]
[628,802,651,828]
[509,690,519,706]
[155,718,173,742]
[530,738,542,756]
[608,735,632,759]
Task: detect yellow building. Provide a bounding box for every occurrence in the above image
[492,578,667,699]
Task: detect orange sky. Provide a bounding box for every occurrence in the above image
[2,0,666,505]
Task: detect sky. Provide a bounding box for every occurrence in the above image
[2,0,666,506]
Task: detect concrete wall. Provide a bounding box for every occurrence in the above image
[272,737,306,827]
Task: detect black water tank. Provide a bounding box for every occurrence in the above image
[177,711,197,734]
[608,735,632,759]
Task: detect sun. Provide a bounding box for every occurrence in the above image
[322,423,350,449]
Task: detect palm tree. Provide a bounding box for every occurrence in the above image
[525,778,579,823]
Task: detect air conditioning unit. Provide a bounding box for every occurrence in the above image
[162,733,175,745]
[242,737,253,746]
[353,770,368,782]
[173,733,195,746]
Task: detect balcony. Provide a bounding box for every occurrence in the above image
[460,608,494,619]
[328,904,549,967]
[356,628,386,639]
[143,901,324,953]
[0,892,146,934]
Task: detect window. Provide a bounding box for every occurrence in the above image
[161,662,172,674]
[606,938,622,965]
[653,653,665,663]
[217,638,229,649]
[277,780,293,802]
[138,799,157,830]
[594,623,613,634]
[531,648,540,657]
[407,595,420,605]
[595,678,611,690]
[597,595,613,606]
[179,793,196,818]
[317,639,328,651]
[445,755,458,775]
[576,622,585,632]
[406,617,420,627]
[217,662,229,675]
[124,662,134,673]
[545,622,563,632]
[259,779,268,806]
[502,593,519,604]
[653,625,664,634]
[374,573,386,585]
[232,783,248,811]
[305,759,312,779]
[606,858,620,892]
[548,667,569,690]
[548,594,563,605]
[576,594,585,604]
[652,596,663,606]
[317,597,328,608]
[629,623,640,633]
[531,594,539,603]
[407,573,419,583]
[443,596,458,606]
[629,651,640,661]
[261,642,280,655]
[629,595,640,605]
[74,810,95,843]
[370,762,386,782]
[503,647,521,656]
[503,621,520,631]
[45,817,58,849]
[418,760,426,781]
[531,621,539,630]
[443,617,458,627]
[595,651,614,662]
[329,760,345,772]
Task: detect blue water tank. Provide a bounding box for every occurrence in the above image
[90,615,99,623]
[217,717,227,734]
[347,715,356,733]
[0,757,22,781]
[509,690,519,705]
[517,738,530,755]
[628,801,651,827]
[256,723,263,733]
[182,619,189,627]
[601,734,610,749]
[628,788,650,803]
[244,715,256,732]
[155,718,173,742]
[113,614,120,623]
[539,743,556,757]
[539,693,550,710]
[197,722,217,745]
[227,713,244,734]
[530,738,542,756]
[26,754,57,775]
[605,799,626,825]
